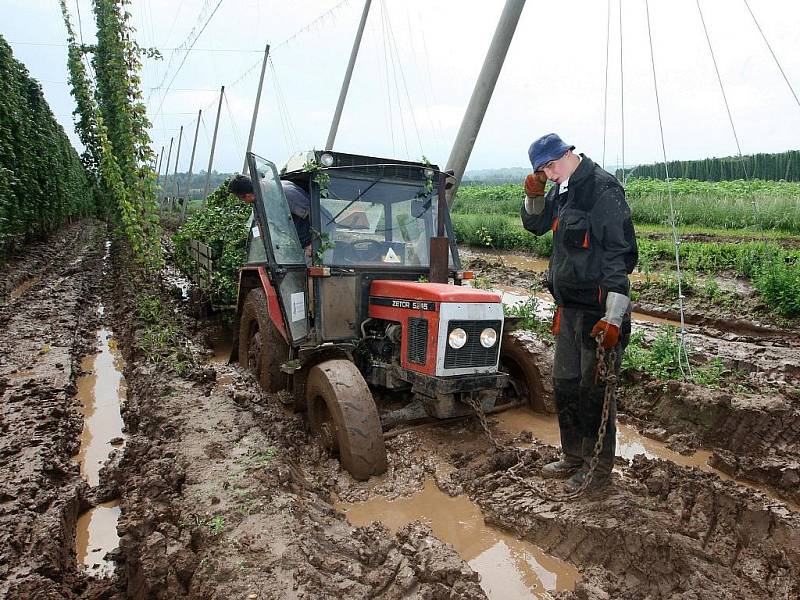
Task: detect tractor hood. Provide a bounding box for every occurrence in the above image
[370,280,500,304]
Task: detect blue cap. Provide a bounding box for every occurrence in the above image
[528,133,575,172]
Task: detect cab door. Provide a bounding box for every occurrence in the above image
[246,153,310,343]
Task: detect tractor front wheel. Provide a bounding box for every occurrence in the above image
[499,332,548,412]
[306,359,387,480]
[238,288,288,393]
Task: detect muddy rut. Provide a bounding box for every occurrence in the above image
[0,221,107,598]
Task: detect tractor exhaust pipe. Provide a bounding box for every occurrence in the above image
[429,170,453,283]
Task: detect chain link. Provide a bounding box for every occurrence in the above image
[466,333,617,502]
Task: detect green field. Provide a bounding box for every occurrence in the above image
[452,178,800,317]
[453,178,800,235]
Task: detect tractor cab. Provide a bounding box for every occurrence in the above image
[236,151,536,480]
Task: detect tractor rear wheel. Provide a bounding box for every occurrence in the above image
[238,288,288,393]
[499,332,547,412]
[306,359,387,480]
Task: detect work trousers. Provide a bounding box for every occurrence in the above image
[553,307,631,475]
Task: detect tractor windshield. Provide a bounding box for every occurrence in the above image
[318,175,456,268]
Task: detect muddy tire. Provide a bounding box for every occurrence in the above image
[238,288,288,393]
[499,332,548,412]
[306,359,387,480]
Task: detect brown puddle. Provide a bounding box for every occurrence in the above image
[467,249,651,284]
[208,325,234,365]
[495,407,799,509]
[338,479,580,598]
[75,326,126,486]
[76,500,120,577]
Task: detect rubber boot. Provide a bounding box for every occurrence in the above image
[544,380,583,479]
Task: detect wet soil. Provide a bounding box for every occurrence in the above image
[0,220,111,598]
[465,250,800,508]
[3,226,799,599]
[107,243,488,599]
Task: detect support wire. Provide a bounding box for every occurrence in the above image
[743,0,800,111]
[644,0,692,377]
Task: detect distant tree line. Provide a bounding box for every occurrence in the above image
[0,36,93,258]
[618,150,800,182]
[463,167,528,186]
[157,171,234,200]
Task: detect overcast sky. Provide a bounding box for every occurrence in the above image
[3,0,799,175]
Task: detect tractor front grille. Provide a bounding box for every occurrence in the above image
[443,320,501,369]
[407,317,428,365]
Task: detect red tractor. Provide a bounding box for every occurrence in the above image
[234,150,542,479]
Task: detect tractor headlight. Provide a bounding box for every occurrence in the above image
[424,167,435,179]
[448,327,467,349]
[320,152,335,167]
[479,327,498,348]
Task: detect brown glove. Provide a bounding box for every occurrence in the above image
[590,319,620,349]
[524,171,548,198]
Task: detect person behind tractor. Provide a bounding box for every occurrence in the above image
[228,174,313,256]
[521,133,637,492]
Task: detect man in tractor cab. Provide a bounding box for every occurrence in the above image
[228,174,313,256]
[521,133,638,492]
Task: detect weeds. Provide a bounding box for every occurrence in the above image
[209,515,225,535]
[503,295,553,340]
[752,254,800,317]
[135,293,192,374]
[623,326,729,387]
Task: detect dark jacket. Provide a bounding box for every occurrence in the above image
[521,155,637,312]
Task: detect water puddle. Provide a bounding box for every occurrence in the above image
[338,479,580,599]
[75,324,126,486]
[466,249,650,284]
[8,276,39,301]
[76,500,120,577]
[495,408,799,508]
[164,267,191,301]
[208,324,234,365]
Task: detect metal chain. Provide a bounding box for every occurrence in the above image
[467,335,617,502]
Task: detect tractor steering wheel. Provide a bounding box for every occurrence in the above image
[348,239,386,262]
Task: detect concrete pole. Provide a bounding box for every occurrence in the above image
[161,136,174,215]
[242,44,270,174]
[444,0,526,206]
[182,109,202,220]
[325,0,372,150]
[170,125,184,211]
[204,85,225,201]
[155,145,165,184]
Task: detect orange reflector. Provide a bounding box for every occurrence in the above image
[308,266,330,277]
[458,270,474,280]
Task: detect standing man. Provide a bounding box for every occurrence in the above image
[521,133,637,491]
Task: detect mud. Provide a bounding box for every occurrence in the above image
[107,243,489,599]
[0,220,110,598]
[461,447,800,599]
[3,225,799,599]
[466,249,800,503]
[338,478,581,599]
